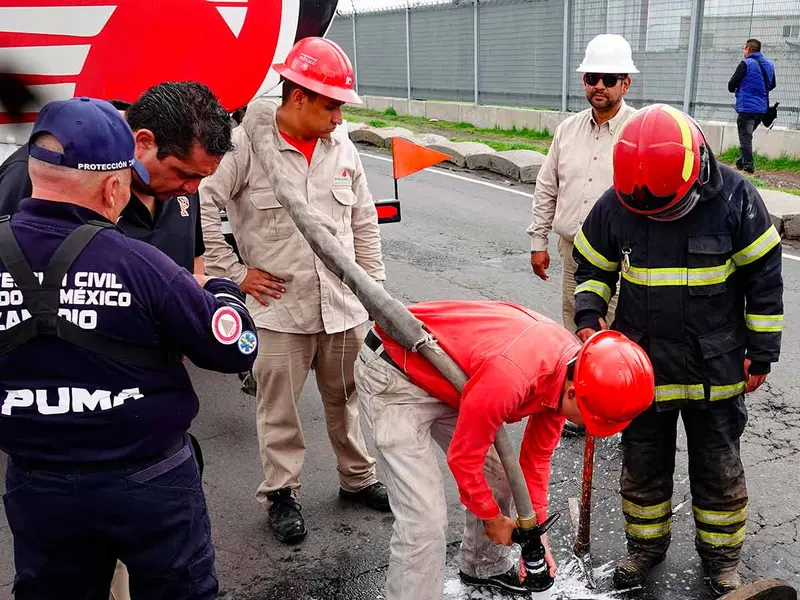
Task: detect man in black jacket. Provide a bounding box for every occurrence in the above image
[573,104,782,597]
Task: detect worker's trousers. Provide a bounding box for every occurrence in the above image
[254,325,378,503]
[355,343,514,600]
[620,398,749,571]
[559,237,617,332]
[4,436,217,599]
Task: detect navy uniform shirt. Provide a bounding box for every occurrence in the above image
[0,146,203,272]
[0,199,257,463]
[119,193,204,273]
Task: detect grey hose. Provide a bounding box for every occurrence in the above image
[241,100,536,527]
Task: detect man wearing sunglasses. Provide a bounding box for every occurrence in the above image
[527,33,638,433]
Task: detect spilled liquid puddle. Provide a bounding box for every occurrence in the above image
[443,558,628,600]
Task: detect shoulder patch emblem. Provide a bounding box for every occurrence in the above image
[212,307,242,345]
[238,330,258,355]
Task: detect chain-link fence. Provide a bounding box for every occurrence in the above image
[329,0,800,128]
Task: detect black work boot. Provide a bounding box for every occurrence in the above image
[267,488,307,544]
[706,565,742,597]
[238,370,257,397]
[459,566,527,596]
[613,552,666,589]
[339,482,391,512]
[562,420,586,437]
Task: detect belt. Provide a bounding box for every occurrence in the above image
[365,329,403,372]
[11,436,187,474]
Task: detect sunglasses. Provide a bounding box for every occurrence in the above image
[584,73,627,87]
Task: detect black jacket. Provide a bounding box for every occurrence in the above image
[573,152,783,410]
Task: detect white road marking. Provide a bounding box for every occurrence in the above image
[362,151,800,265]
[360,151,533,198]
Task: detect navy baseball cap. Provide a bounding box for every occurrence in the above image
[28,97,150,185]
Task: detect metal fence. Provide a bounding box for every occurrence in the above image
[328,0,800,128]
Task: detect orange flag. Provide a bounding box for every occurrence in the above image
[392,137,451,180]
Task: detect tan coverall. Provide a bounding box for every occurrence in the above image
[526,101,636,331]
[199,100,386,503]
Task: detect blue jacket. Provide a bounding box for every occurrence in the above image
[0,199,257,463]
[729,52,775,114]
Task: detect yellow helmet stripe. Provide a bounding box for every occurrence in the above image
[660,105,695,182]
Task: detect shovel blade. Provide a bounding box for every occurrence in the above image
[575,552,597,590]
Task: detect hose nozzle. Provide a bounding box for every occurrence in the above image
[511,512,561,592]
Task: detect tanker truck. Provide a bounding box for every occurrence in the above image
[0,0,401,237]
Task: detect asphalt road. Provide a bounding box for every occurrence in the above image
[2,150,799,600]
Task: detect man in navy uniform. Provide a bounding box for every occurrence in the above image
[0,97,257,599]
[0,83,231,276]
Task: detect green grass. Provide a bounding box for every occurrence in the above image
[717,147,800,172]
[367,119,388,128]
[345,107,552,141]
[748,176,800,196]
[451,138,550,154]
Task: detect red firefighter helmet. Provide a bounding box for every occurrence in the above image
[273,36,361,104]
[613,104,709,219]
[573,330,655,437]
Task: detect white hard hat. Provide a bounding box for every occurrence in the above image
[576,34,639,74]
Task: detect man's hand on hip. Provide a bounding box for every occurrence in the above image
[484,514,516,546]
[240,268,286,306]
[530,251,551,281]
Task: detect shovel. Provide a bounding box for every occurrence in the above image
[569,433,597,589]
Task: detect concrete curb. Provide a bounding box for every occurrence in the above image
[343,121,800,239]
[426,141,496,168]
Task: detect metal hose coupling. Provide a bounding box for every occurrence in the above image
[511,512,561,593]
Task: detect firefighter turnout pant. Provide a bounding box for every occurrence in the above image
[620,399,749,571]
[355,343,515,600]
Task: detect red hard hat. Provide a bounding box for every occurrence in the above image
[613,104,708,218]
[273,37,361,105]
[573,330,655,438]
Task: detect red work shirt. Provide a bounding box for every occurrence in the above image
[280,131,317,165]
[375,300,580,522]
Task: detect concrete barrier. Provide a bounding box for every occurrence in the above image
[350,126,415,147]
[760,189,800,239]
[360,96,800,159]
[426,141,496,168]
[487,150,547,183]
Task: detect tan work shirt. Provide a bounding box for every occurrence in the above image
[199,100,385,335]
[527,101,637,252]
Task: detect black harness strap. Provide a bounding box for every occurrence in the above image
[0,217,180,368]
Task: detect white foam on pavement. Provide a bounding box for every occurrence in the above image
[443,557,627,600]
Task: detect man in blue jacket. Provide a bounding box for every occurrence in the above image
[728,39,776,174]
[0,97,258,599]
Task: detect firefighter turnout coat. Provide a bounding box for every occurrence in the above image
[573,154,783,409]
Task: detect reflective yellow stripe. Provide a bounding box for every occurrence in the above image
[626,520,672,540]
[661,105,695,182]
[746,313,784,333]
[623,499,671,520]
[574,230,619,272]
[693,506,748,526]
[696,525,746,547]
[654,382,745,402]
[575,280,611,303]
[621,261,735,287]
[655,384,705,402]
[710,382,746,401]
[732,226,781,267]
